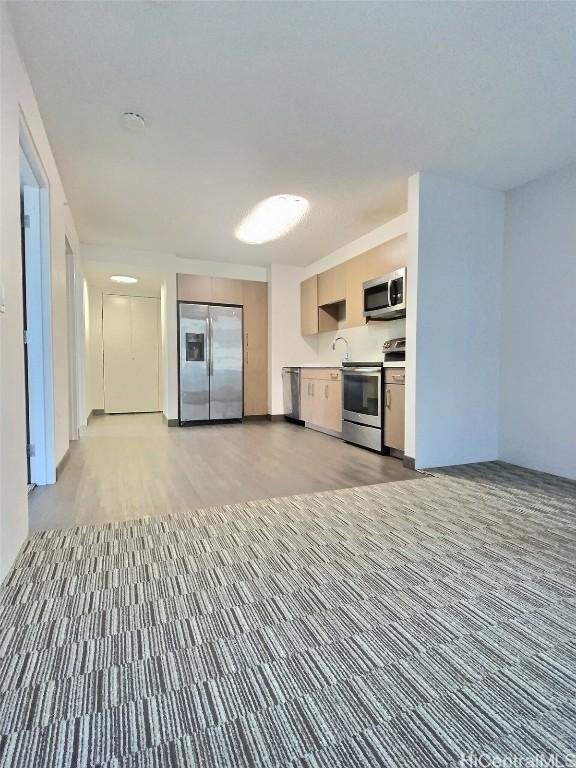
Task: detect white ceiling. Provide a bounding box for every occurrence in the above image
[9,1,576,266]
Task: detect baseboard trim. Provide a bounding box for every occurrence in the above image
[243,415,268,421]
[266,414,285,422]
[87,408,104,424]
[162,414,179,427]
[56,448,71,480]
[284,416,304,426]
[403,455,416,470]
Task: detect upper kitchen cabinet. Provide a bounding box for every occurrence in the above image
[177,275,244,305]
[301,275,319,335]
[343,254,366,329]
[177,274,213,302]
[317,263,346,306]
[300,231,408,335]
[211,277,243,305]
[363,234,408,282]
[317,263,347,332]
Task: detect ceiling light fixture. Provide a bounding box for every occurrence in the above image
[235,194,310,245]
[110,275,139,284]
[122,112,146,133]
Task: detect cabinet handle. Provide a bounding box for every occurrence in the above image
[325,384,328,399]
[392,374,404,382]
[311,382,315,396]
[386,388,391,407]
[330,372,338,380]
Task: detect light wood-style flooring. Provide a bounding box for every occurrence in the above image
[29,414,422,530]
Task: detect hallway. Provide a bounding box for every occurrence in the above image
[29,415,420,530]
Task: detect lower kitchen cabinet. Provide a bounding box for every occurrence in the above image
[300,369,342,435]
[320,379,343,432]
[384,368,405,452]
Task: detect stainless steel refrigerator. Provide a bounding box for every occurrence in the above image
[178,303,243,424]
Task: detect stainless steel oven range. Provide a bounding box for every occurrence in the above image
[342,362,383,451]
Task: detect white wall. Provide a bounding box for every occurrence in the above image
[303,214,408,279]
[174,257,266,283]
[0,5,79,578]
[85,285,103,415]
[404,175,420,461]
[500,163,576,480]
[411,173,505,469]
[268,264,319,414]
[315,319,406,365]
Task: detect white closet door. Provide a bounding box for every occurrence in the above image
[103,295,160,414]
[130,297,160,412]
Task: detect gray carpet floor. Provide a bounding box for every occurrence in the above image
[0,462,575,767]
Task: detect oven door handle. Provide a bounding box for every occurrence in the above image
[343,368,381,375]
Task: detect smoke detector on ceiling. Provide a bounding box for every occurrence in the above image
[122,112,146,133]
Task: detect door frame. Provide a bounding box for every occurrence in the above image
[65,237,80,440]
[19,117,56,485]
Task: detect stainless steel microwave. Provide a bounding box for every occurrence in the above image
[363,267,406,320]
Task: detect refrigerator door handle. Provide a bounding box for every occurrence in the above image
[205,316,211,376]
[209,316,214,376]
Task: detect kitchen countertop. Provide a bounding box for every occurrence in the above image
[285,363,342,368]
[284,361,406,369]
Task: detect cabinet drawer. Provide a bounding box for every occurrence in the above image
[384,368,405,384]
[301,368,341,381]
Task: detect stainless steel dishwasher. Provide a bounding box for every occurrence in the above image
[282,367,301,422]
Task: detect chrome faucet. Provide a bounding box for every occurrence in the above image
[332,336,350,362]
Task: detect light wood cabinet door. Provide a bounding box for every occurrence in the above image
[300,378,316,423]
[320,379,343,432]
[301,375,342,432]
[384,383,405,451]
[343,254,366,329]
[242,280,268,416]
[363,234,408,282]
[177,274,212,302]
[211,277,243,305]
[301,275,319,335]
[318,263,346,306]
